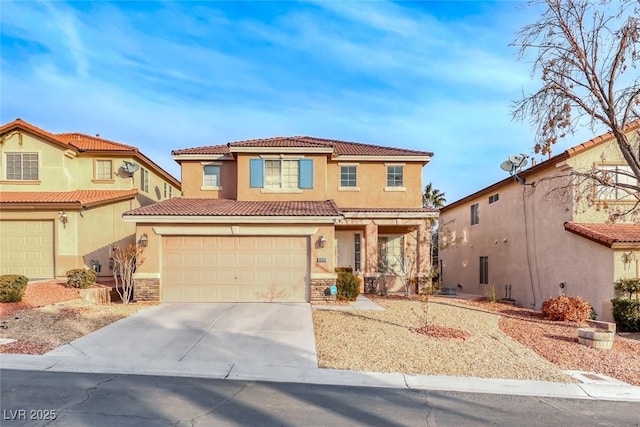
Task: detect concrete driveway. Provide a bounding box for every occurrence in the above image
[48,303,318,368]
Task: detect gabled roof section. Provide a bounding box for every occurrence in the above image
[564,222,640,248]
[441,118,640,213]
[0,119,180,189]
[0,118,71,149]
[172,136,433,159]
[0,189,138,209]
[125,198,343,218]
[57,133,137,152]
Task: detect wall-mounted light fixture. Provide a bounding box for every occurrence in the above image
[318,235,327,248]
[58,211,68,228]
[138,233,148,247]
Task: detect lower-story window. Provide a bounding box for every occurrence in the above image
[354,233,361,272]
[378,235,404,274]
[479,256,489,285]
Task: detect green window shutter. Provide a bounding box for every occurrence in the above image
[250,159,264,188]
[299,159,313,189]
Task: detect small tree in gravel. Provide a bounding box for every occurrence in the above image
[112,243,144,304]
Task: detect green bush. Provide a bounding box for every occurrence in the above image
[336,271,360,301]
[614,278,640,299]
[611,298,640,332]
[0,275,29,303]
[541,295,592,323]
[66,268,97,289]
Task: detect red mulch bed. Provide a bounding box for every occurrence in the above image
[0,280,81,317]
[412,325,471,340]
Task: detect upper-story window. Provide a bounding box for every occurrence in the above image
[6,152,38,180]
[265,159,298,189]
[164,182,173,199]
[597,164,637,200]
[250,158,313,191]
[94,159,113,180]
[340,165,357,187]
[488,193,499,204]
[471,203,479,225]
[203,165,221,188]
[386,165,404,187]
[140,167,149,193]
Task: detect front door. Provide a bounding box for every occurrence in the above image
[335,231,354,270]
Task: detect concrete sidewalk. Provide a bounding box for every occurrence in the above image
[2,353,639,402]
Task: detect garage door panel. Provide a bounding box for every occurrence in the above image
[162,236,308,303]
[0,220,54,278]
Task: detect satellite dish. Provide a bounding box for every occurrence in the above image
[122,161,140,174]
[508,154,529,169]
[500,160,514,172]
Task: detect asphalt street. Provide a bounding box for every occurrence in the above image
[1,369,638,427]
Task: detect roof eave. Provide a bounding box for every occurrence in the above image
[229,147,335,154]
[343,211,438,219]
[333,155,432,162]
[123,215,343,224]
[172,154,233,162]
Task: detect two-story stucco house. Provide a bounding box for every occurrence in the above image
[439,121,640,322]
[124,136,437,302]
[0,119,181,279]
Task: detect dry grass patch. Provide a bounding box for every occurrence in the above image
[312,299,572,382]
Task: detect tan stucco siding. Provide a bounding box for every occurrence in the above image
[179,160,237,199]
[0,132,70,191]
[77,199,137,277]
[235,153,329,201]
[327,161,424,208]
[567,137,637,224]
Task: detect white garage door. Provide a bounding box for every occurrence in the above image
[162,236,309,302]
[0,220,54,279]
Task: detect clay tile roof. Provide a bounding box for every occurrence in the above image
[564,222,640,247]
[57,133,137,152]
[0,118,67,146]
[0,189,138,208]
[172,144,230,156]
[125,198,343,217]
[172,136,433,157]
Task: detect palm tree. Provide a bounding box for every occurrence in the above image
[422,183,446,209]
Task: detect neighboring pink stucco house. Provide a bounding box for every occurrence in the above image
[439,121,640,322]
[124,136,437,303]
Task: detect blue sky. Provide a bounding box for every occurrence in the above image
[0,0,595,203]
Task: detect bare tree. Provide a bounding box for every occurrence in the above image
[512,0,640,220]
[112,244,144,304]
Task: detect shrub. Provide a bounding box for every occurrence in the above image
[614,278,640,299]
[611,298,640,332]
[541,295,592,322]
[486,285,498,303]
[0,275,29,303]
[336,271,360,301]
[66,268,97,289]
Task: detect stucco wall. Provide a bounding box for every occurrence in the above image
[0,132,180,199]
[179,153,425,207]
[440,161,620,320]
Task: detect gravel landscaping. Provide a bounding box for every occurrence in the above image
[3,282,639,387]
[312,297,640,385]
[0,281,153,354]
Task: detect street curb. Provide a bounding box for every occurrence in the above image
[2,353,639,402]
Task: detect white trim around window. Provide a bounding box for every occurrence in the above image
[201,162,222,191]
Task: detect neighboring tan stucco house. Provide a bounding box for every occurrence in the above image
[124,136,437,302]
[0,119,181,279]
[439,121,640,322]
